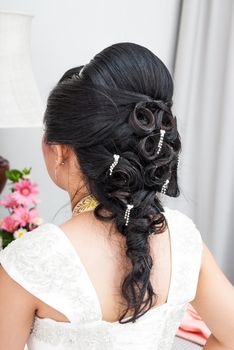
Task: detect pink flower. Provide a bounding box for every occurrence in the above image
[0,216,18,233]
[0,193,19,209]
[12,179,39,206]
[11,207,39,227]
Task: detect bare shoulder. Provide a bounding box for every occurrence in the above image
[190,241,234,347]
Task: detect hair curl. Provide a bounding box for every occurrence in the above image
[43,42,182,323]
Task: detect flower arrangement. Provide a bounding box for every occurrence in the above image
[0,168,42,249]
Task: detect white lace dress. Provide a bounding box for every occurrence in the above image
[0,206,203,350]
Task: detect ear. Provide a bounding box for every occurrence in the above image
[52,145,67,165]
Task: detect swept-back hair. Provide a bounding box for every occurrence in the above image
[43,42,181,323]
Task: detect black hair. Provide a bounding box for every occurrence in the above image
[43,42,182,324]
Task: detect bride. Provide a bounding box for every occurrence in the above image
[0,42,233,350]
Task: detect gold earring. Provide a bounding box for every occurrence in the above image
[55,160,58,180]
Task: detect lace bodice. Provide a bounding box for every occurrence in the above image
[0,206,203,350]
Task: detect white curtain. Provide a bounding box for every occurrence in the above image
[166,0,234,282]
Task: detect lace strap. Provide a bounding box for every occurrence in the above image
[163,207,203,305]
[0,223,102,324]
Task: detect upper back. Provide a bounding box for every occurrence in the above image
[0,206,203,325]
[0,205,204,349]
[56,207,172,323]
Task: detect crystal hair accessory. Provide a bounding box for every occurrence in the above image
[177,154,180,169]
[109,154,120,175]
[124,204,134,226]
[78,65,85,78]
[157,129,166,154]
[161,178,170,196]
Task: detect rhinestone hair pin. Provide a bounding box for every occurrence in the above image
[161,178,170,196]
[124,204,134,226]
[109,154,120,175]
[157,129,166,154]
[78,65,85,78]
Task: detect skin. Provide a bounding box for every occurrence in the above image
[0,136,234,349]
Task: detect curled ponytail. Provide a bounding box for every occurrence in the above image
[43,42,182,324]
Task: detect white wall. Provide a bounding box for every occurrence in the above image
[0,0,180,103]
[0,0,180,223]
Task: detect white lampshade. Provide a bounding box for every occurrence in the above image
[0,11,43,127]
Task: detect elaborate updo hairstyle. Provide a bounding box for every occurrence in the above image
[43,42,182,324]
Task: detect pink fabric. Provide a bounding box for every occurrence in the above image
[176,303,211,346]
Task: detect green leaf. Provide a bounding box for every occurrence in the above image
[5,169,23,182]
[22,167,31,175]
[0,230,15,248]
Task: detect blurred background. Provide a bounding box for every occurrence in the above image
[0,0,233,283]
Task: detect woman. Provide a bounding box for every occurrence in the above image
[0,42,233,350]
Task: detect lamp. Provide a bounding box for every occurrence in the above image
[0,11,43,127]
